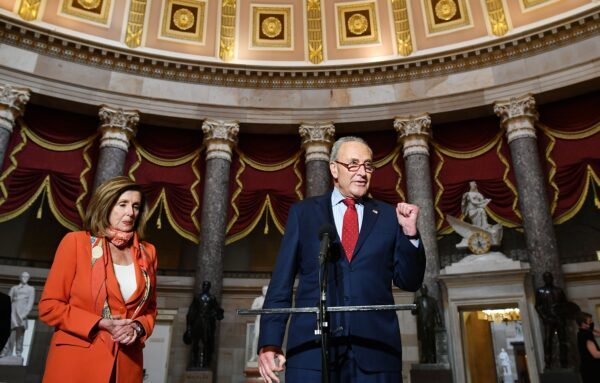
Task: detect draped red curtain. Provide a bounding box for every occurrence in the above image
[0,105,98,230]
[0,94,597,243]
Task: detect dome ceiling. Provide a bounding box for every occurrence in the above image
[0,0,594,68]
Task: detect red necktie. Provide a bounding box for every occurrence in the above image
[342,198,359,261]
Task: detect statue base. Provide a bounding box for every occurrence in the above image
[0,356,23,366]
[410,363,452,383]
[244,365,263,382]
[539,368,580,383]
[184,369,213,383]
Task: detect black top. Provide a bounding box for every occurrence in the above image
[577,328,600,381]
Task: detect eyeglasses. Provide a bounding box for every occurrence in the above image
[334,161,375,173]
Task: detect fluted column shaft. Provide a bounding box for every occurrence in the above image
[494,95,563,288]
[394,114,441,302]
[196,119,239,299]
[299,122,335,197]
[0,85,30,169]
[93,106,139,190]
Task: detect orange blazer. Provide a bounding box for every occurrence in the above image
[39,231,157,383]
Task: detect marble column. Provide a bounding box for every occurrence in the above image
[0,85,30,169]
[93,106,139,190]
[494,94,563,288]
[196,119,239,299]
[299,122,335,197]
[394,113,441,302]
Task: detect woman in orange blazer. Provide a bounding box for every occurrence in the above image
[39,177,157,382]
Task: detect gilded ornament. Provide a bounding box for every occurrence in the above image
[261,17,282,38]
[18,0,41,21]
[77,0,102,10]
[173,8,195,31]
[347,13,368,35]
[307,0,320,11]
[435,0,457,21]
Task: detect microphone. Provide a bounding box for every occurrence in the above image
[318,224,336,265]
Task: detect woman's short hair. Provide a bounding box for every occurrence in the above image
[84,176,148,238]
[575,311,592,326]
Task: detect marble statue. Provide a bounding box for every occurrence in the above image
[183,281,224,369]
[498,348,514,383]
[446,181,503,254]
[411,285,442,364]
[535,271,568,370]
[249,285,268,363]
[0,271,35,358]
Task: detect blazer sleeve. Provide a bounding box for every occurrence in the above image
[258,203,301,350]
[392,229,426,292]
[135,242,158,342]
[38,232,102,340]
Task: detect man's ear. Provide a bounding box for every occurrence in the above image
[329,162,338,179]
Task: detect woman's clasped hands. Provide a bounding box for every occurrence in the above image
[98,317,139,346]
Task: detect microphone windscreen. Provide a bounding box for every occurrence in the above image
[318,223,337,241]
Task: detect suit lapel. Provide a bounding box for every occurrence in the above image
[353,198,379,259]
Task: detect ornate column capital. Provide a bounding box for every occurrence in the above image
[202,119,239,161]
[394,113,432,157]
[493,94,539,143]
[98,105,139,151]
[0,84,31,133]
[299,121,335,162]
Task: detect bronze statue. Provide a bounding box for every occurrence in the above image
[535,271,568,370]
[411,285,442,364]
[183,281,224,369]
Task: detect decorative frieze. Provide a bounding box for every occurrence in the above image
[394,113,432,157]
[202,119,239,161]
[299,121,335,162]
[98,106,139,151]
[493,94,538,143]
[0,85,30,133]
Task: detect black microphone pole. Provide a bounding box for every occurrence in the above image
[317,224,335,383]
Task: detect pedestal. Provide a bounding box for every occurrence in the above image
[539,368,581,383]
[410,363,453,383]
[184,369,213,383]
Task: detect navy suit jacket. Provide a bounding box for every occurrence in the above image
[258,191,426,372]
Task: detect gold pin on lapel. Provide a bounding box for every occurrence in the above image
[372,209,378,214]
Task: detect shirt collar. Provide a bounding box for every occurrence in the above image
[332,187,362,206]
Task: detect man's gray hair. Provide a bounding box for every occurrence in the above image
[329,136,372,162]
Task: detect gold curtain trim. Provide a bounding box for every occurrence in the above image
[293,155,304,200]
[133,139,200,166]
[539,126,559,215]
[190,154,201,232]
[128,149,143,180]
[225,194,284,245]
[23,123,97,151]
[226,156,245,234]
[75,139,95,221]
[373,146,401,168]
[236,148,302,171]
[0,127,27,205]
[433,148,446,231]
[391,151,406,202]
[537,121,600,140]
[433,132,501,159]
[496,138,522,221]
[146,188,199,243]
[553,166,599,225]
[0,176,80,231]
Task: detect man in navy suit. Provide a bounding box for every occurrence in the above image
[258,136,426,382]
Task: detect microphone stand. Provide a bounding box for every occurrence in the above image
[316,234,330,383]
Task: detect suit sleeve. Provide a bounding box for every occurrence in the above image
[38,232,102,340]
[258,204,301,351]
[136,242,158,342]
[392,228,426,292]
